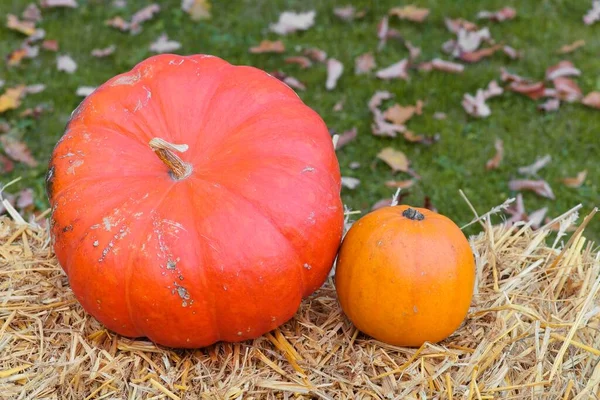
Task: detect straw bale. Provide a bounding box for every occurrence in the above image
[0,204,598,399]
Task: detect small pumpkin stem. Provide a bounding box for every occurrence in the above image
[149,137,193,180]
[402,207,425,221]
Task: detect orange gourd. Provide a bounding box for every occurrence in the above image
[46,54,344,348]
[334,205,475,347]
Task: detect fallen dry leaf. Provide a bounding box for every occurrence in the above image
[368,91,393,113]
[303,47,327,62]
[376,59,409,80]
[502,45,520,59]
[384,104,416,125]
[445,27,491,57]
[91,45,116,57]
[270,71,306,91]
[477,7,517,22]
[6,14,36,36]
[460,44,502,63]
[445,18,479,33]
[16,188,34,210]
[285,56,312,69]
[582,92,600,109]
[181,0,211,21]
[508,81,546,100]
[107,4,160,34]
[389,5,430,22]
[561,170,587,188]
[270,10,316,35]
[22,4,42,22]
[349,161,360,169]
[249,40,285,54]
[486,138,503,170]
[333,98,345,112]
[42,40,59,51]
[377,16,389,50]
[333,5,365,21]
[335,127,357,149]
[419,58,464,73]
[377,147,410,173]
[405,41,421,61]
[538,98,560,112]
[325,58,343,90]
[462,81,503,118]
[76,86,96,97]
[372,119,406,137]
[7,48,28,66]
[372,198,394,211]
[341,176,360,189]
[355,52,376,75]
[553,77,582,102]
[56,54,77,73]
[105,16,128,31]
[518,155,552,176]
[149,34,181,53]
[546,60,581,80]
[402,131,440,145]
[25,84,45,94]
[0,154,14,173]
[0,136,38,167]
[20,105,50,118]
[509,179,555,199]
[557,40,585,54]
[40,0,78,7]
[385,180,415,189]
[0,86,25,113]
[583,0,600,25]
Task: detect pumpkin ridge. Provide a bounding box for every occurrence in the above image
[197,177,308,299]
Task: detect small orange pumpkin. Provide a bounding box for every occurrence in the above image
[334,205,475,347]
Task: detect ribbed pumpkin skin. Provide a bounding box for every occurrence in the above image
[335,205,475,347]
[46,54,344,348]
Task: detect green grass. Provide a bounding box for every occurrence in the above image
[1,0,599,239]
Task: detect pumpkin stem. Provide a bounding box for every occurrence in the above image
[149,137,193,180]
[402,207,425,221]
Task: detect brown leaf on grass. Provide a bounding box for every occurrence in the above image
[40,0,78,7]
[181,0,211,21]
[106,4,160,34]
[333,98,345,112]
[377,16,403,50]
[0,154,14,173]
[419,58,464,73]
[91,45,116,57]
[56,54,77,73]
[76,86,96,97]
[557,40,585,54]
[25,84,45,94]
[303,48,327,62]
[502,45,520,59]
[20,104,50,118]
[285,56,312,69]
[508,81,546,100]
[149,34,181,53]
[376,59,409,80]
[335,127,357,149]
[402,131,440,145]
[270,71,306,91]
[16,188,34,211]
[538,98,560,112]
[105,16,128,31]
[582,92,600,109]
[341,176,360,190]
[7,48,28,67]
[486,139,503,170]
[7,15,36,36]
[372,118,405,137]
[385,179,415,189]
[368,91,393,113]
[553,77,582,102]
[384,103,417,125]
[561,170,587,188]
[508,179,555,199]
[355,52,376,75]
[270,10,316,35]
[372,198,394,211]
[0,136,38,167]
[249,40,285,54]
[0,86,25,113]
[462,81,503,118]
[377,147,410,173]
[518,155,552,176]
[583,1,600,25]
[42,40,59,51]
[333,5,365,21]
[546,60,581,80]
[477,7,517,22]
[389,5,430,22]
[460,44,502,63]
[445,18,479,33]
[445,27,491,56]
[23,4,42,22]
[325,58,343,90]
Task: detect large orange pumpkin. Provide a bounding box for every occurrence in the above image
[46,54,344,348]
[335,205,475,347]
